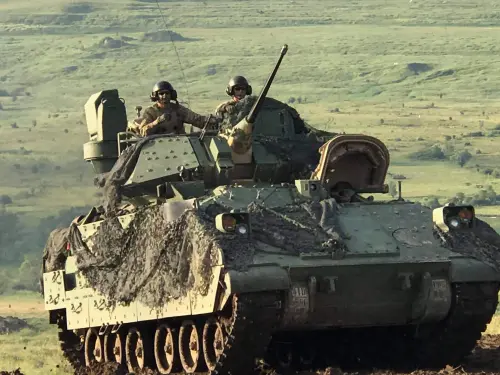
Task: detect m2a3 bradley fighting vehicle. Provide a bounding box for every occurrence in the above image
[41,44,500,375]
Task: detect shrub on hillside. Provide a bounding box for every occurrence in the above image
[409,142,473,167]
[409,144,446,161]
[447,186,498,206]
[453,150,472,167]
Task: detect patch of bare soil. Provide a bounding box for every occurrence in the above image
[0,299,44,315]
[74,362,128,375]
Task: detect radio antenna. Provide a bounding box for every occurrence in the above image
[154,0,191,108]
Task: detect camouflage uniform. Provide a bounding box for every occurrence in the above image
[140,102,210,136]
[129,80,218,137]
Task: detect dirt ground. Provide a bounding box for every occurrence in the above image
[312,334,500,375]
[0,298,44,316]
[2,334,500,375]
[22,334,500,375]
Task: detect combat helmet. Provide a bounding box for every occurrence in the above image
[226,75,252,96]
[150,80,178,102]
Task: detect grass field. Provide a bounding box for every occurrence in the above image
[0,292,72,374]
[2,1,500,370]
[1,0,500,225]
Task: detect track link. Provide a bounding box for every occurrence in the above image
[408,281,499,369]
[213,291,283,375]
[56,311,86,371]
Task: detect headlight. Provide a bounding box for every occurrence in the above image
[433,204,475,232]
[449,218,460,228]
[215,212,251,235]
[236,224,248,235]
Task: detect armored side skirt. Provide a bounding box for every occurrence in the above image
[43,265,229,331]
[227,260,472,330]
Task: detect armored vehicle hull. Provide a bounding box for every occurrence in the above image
[41,45,500,374]
[42,177,500,373]
[43,179,500,374]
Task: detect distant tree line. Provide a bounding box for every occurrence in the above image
[0,205,90,293]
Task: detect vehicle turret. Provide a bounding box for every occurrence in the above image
[82,45,332,205]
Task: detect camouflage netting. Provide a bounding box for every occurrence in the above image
[246,198,345,256]
[43,227,71,272]
[437,218,500,271]
[67,197,344,310]
[41,194,346,310]
[43,198,500,310]
[72,205,229,309]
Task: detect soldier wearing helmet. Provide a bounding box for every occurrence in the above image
[214,76,252,117]
[133,80,218,137]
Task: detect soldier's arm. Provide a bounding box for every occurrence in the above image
[128,107,152,133]
[136,108,166,136]
[178,106,209,129]
[139,108,159,127]
[215,100,236,117]
[214,101,227,117]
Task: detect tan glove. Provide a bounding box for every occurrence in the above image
[139,125,151,137]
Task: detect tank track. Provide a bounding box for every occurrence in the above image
[56,291,283,375]
[55,282,499,374]
[55,311,86,371]
[213,291,283,375]
[264,281,500,374]
[407,281,500,369]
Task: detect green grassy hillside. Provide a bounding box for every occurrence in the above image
[1,0,500,234]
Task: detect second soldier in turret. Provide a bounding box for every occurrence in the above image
[214,76,252,117]
[133,80,219,137]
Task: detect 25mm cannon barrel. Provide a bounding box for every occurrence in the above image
[247,44,288,124]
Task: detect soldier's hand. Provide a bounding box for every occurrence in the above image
[221,103,237,115]
[140,124,154,137]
